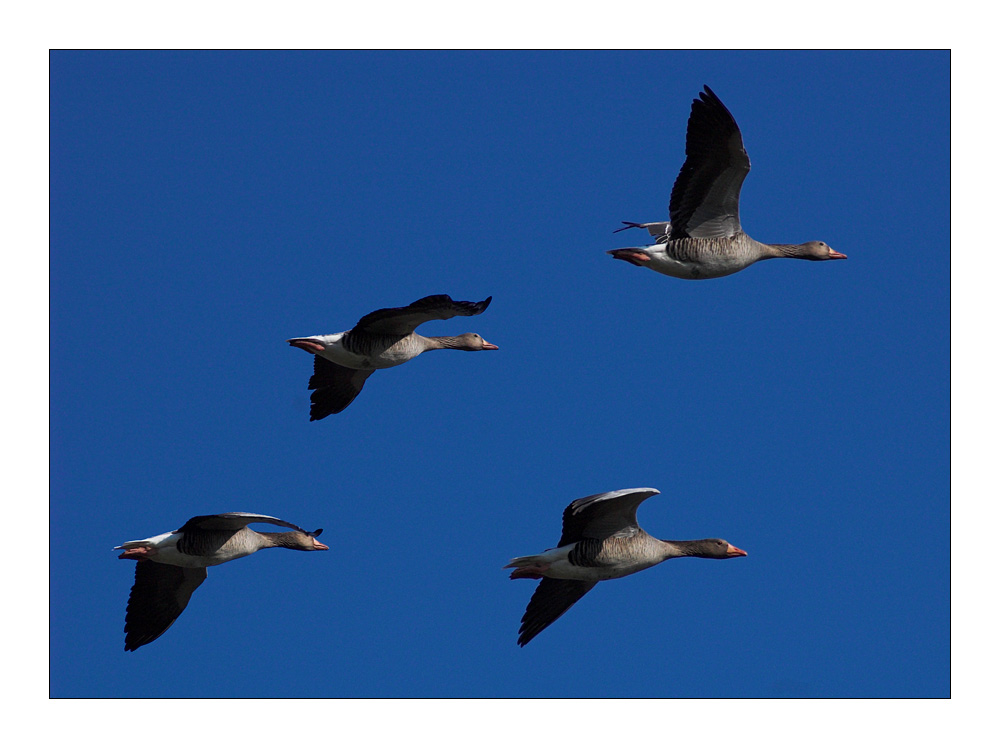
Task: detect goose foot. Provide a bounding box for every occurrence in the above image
[288,339,326,354]
[607,249,651,266]
[118,546,155,560]
[509,565,548,580]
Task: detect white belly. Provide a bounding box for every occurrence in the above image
[644,245,749,280]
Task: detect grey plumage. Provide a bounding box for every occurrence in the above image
[507,488,746,646]
[609,85,844,279]
[172,512,316,555]
[288,294,497,420]
[117,512,327,651]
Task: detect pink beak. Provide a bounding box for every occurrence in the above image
[726,544,748,557]
[481,340,499,350]
[829,250,847,260]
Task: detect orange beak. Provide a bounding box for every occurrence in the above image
[829,250,847,260]
[481,340,499,350]
[726,544,747,557]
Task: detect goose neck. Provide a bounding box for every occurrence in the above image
[765,242,811,258]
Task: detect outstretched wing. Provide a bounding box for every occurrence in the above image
[124,561,207,651]
[179,513,313,533]
[558,488,661,546]
[516,578,597,647]
[353,295,492,336]
[306,356,373,420]
[668,85,750,240]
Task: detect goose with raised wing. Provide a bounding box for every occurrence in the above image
[608,85,845,279]
[505,488,746,646]
[288,294,498,420]
[116,512,328,651]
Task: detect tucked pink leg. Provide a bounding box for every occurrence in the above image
[288,339,326,354]
[118,546,155,560]
[509,565,549,580]
[608,249,652,266]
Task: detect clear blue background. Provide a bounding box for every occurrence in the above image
[50,50,949,697]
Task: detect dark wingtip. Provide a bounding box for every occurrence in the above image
[312,528,324,537]
[612,221,642,234]
[698,84,723,108]
[697,84,734,119]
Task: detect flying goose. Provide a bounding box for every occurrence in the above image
[608,85,846,279]
[288,294,498,420]
[116,512,328,651]
[506,488,746,646]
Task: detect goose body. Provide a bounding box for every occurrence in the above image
[288,294,497,420]
[505,539,668,583]
[609,85,846,280]
[505,488,746,646]
[116,512,328,651]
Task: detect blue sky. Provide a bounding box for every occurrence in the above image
[49,50,949,700]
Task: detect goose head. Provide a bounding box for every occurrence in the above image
[798,241,846,261]
[675,538,747,559]
[281,528,329,551]
[448,333,499,351]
